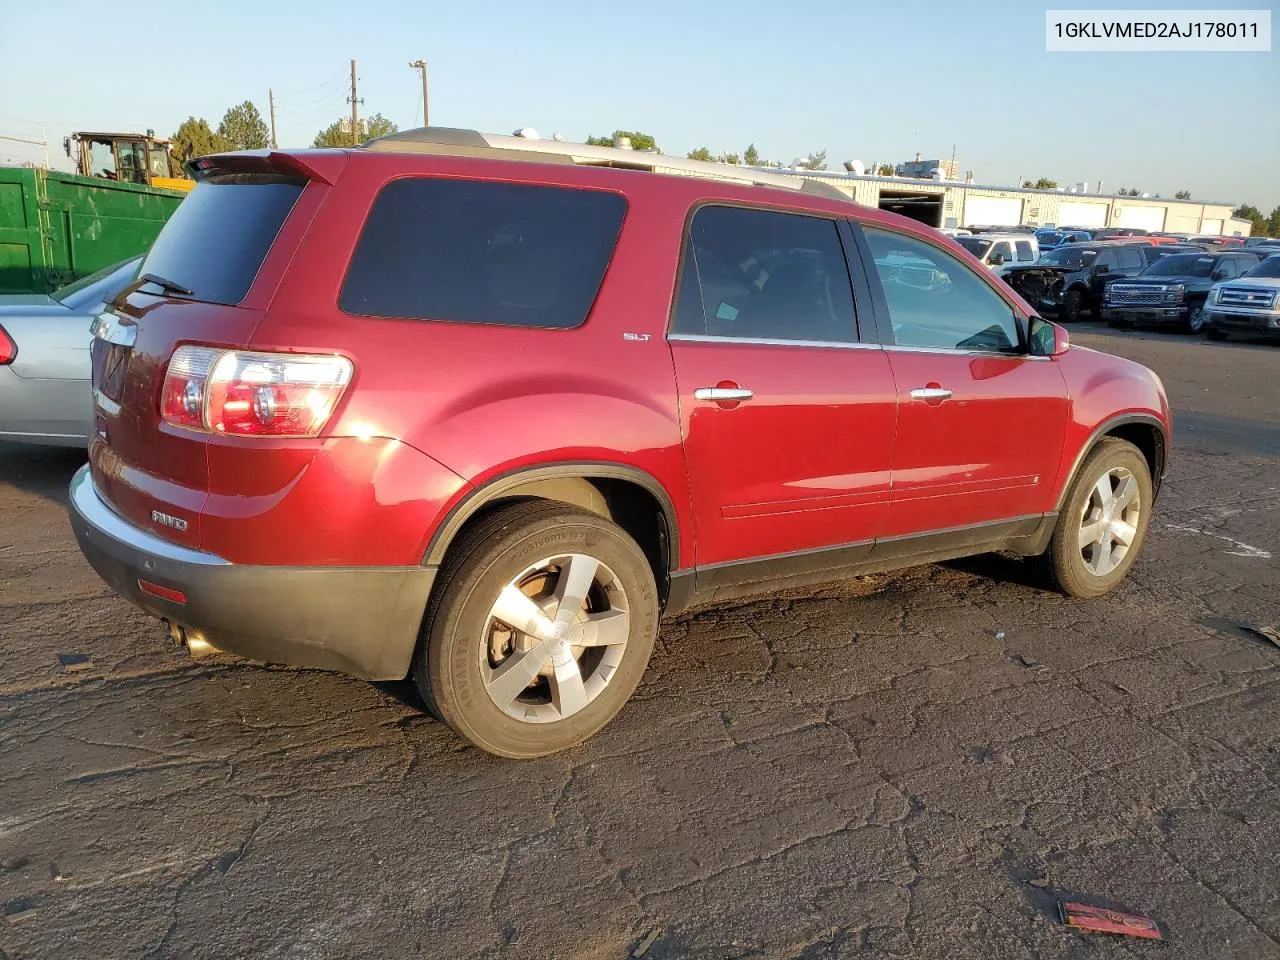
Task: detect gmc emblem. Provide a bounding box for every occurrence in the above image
[151,510,189,533]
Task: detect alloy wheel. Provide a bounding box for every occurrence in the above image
[481,553,630,723]
[1078,467,1142,576]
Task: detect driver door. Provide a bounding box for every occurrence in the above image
[856,225,1070,539]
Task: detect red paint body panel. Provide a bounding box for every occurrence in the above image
[670,339,896,563]
[882,351,1069,536]
[85,144,1170,584]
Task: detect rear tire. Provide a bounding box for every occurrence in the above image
[1040,438,1153,598]
[414,501,658,758]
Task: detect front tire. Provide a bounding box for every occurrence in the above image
[415,501,658,758]
[1185,302,1206,334]
[1040,438,1153,598]
[1062,290,1083,324]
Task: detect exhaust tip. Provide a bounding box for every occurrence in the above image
[165,620,219,659]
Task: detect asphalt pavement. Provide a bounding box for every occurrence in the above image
[1,324,1277,959]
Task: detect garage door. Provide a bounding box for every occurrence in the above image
[963,196,1023,226]
[1166,212,1199,233]
[1199,219,1223,236]
[1058,201,1108,228]
[1118,206,1166,231]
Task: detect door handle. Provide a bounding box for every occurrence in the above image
[909,387,953,401]
[695,387,754,402]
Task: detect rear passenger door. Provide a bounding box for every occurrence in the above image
[855,225,1069,539]
[667,204,897,567]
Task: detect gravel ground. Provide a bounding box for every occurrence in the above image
[1,325,1277,959]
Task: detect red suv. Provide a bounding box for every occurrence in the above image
[70,129,1171,757]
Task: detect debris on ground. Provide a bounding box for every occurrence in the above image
[1241,623,1280,649]
[57,653,93,673]
[1060,901,1163,940]
[632,928,663,957]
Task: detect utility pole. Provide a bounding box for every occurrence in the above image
[268,89,278,149]
[348,58,363,146]
[409,60,429,127]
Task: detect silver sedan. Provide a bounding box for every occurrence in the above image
[0,257,142,447]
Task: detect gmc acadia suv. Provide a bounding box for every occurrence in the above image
[69,128,1171,757]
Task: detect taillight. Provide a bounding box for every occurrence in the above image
[0,325,15,365]
[160,346,353,437]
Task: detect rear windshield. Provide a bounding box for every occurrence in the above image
[139,178,303,305]
[340,179,627,328]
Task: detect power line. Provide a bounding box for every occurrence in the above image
[274,69,347,98]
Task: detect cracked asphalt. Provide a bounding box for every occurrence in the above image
[2,325,1278,960]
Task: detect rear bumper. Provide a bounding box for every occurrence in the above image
[67,465,435,680]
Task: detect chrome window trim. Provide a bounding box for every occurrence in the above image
[667,332,882,350]
[881,344,1052,361]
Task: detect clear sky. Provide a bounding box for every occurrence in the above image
[2,0,1277,209]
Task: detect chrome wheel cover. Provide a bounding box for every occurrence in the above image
[1078,467,1141,577]
[480,554,630,723]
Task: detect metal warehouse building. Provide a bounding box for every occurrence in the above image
[767,170,1248,236]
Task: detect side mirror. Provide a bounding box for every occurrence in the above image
[1093,263,1111,275]
[1028,316,1069,357]
[990,252,1006,266]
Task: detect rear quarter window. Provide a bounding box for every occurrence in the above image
[340,179,627,329]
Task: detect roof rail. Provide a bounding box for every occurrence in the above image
[361,127,855,201]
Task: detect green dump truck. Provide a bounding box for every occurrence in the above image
[0,133,189,294]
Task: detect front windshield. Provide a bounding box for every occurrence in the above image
[1141,255,1214,278]
[1039,247,1096,267]
[1244,255,1280,279]
[148,144,172,179]
[955,236,992,258]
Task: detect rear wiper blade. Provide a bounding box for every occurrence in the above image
[141,273,193,297]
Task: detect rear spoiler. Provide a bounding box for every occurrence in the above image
[184,150,347,185]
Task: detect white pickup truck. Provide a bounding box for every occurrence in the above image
[953,232,1040,277]
[1204,254,1280,341]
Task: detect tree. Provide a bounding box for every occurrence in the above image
[586,129,659,152]
[312,113,398,148]
[876,163,894,176]
[743,143,760,166]
[686,146,714,162]
[170,116,233,163]
[806,149,828,171]
[1022,177,1058,189]
[1175,189,1192,200]
[218,101,270,150]
[1267,205,1280,237]
[721,152,740,165]
[1231,204,1267,237]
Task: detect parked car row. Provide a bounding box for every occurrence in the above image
[996,235,1280,338]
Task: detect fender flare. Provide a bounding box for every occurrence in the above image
[1053,413,1168,513]
[422,461,682,571]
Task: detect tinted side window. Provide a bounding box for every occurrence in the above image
[1015,240,1034,262]
[1096,251,1118,270]
[864,227,1020,353]
[670,206,856,343]
[341,179,626,328]
[991,241,1013,263]
[1117,247,1144,270]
